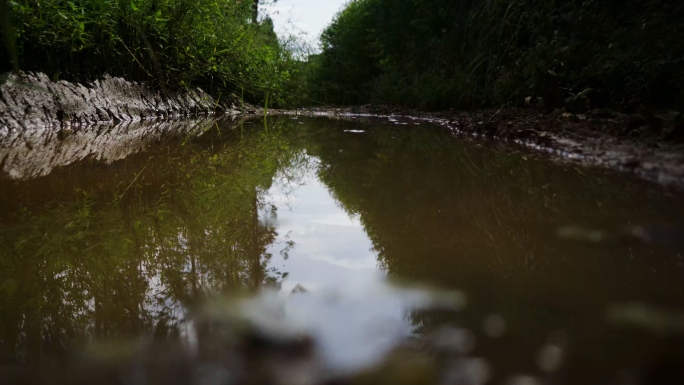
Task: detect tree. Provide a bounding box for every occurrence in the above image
[252,0,278,24]
[252,0,259,23]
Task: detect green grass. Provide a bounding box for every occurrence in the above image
[1,0,307,107]
[309,0,684,111]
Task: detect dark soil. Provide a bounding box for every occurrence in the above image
[277,105,684,190]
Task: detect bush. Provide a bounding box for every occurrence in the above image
[1,0,305,107]
[310,0,684,110]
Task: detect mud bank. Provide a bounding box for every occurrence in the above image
[275,107,684,189]
[0,71,262,180]
[0,71,258,131]
[417,108,684,189]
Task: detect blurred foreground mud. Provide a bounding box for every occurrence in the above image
[2,283,684,385]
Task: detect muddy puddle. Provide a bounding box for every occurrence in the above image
[1,116,683,385]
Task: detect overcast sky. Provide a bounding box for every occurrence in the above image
[267,0,349,49]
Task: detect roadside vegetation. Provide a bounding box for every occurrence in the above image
[0,0,307,107]
[2,0,683,112]
[308,0,684,111]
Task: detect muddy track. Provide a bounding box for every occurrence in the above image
[1,72,682,188]
[0,72,261,130]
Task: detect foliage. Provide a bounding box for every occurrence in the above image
[310,0,684,110]
[0,0,304,106]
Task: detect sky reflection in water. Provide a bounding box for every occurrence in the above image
[261,154,410,373]
[266,155,384,292]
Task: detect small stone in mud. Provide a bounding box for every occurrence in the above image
[561,112,579,122]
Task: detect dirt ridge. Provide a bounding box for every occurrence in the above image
[0,71,257,132]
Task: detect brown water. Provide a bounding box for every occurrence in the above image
[1,116,683,385]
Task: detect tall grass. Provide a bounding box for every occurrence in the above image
[311,0,684,110]
[1,0,305,106]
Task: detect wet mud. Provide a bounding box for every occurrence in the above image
[275,107,684,189]
[0,71,258,130]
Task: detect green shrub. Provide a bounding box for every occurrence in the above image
[310,0,684,110]
[1,0,305,107]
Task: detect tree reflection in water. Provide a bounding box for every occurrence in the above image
[0,118,312,378]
